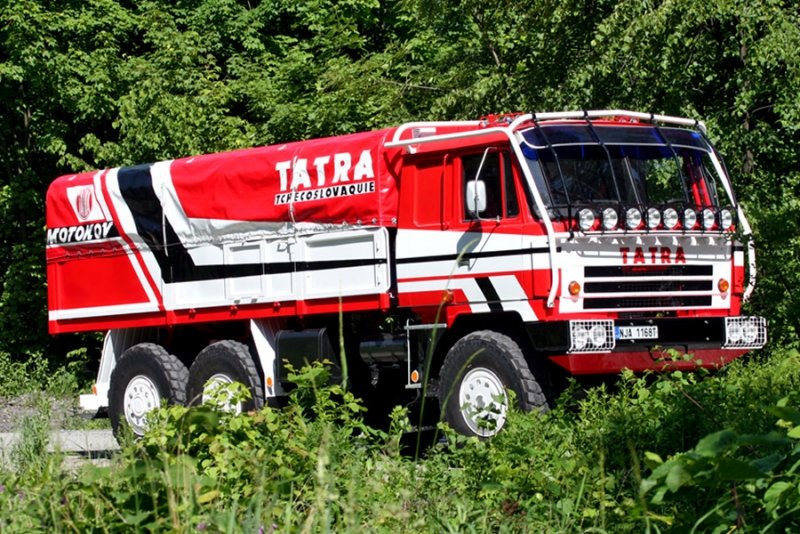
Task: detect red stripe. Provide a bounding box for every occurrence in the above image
[99,169,164,312]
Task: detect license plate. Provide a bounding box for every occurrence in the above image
[615,326,659,340]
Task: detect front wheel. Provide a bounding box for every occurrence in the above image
[438,330,550,438]
[108,343,189,439]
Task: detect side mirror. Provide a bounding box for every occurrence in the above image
[466,180,487,215]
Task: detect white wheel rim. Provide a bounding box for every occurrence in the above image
[124,375,161,436]
[202,373,242,414]
[458,367,508,437]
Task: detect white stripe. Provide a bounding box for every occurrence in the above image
[397,279,488,315]
[92,170,113,221]
[489,275,538,321]
[49,302,160,321]
[105,168,163,302]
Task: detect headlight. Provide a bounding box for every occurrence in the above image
[589,325,607,347]
[626,207,642,230]
[719,209,733,231]
[727,323,743,343]
[702,208,716,230]
[578,208,595,231]
[573,327,589,350]
[663,208,679,229]
[724,317,767,349]
[602,207,618,230]
[647,207,661,229]
[742,323,759,344]
[684,208,697,230]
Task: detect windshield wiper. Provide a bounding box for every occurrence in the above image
[650,114,691,204]
[532,116,571,217]
[582,110,622,202]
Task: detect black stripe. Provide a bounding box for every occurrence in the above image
[118,165,184,283]
[396,246,554,265]
[179,258,388,282]
[475,277,503,312]
[117,168,390,284]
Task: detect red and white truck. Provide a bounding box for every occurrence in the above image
[46,110,766,437]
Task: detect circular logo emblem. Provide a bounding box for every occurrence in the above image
[76,188,93,220]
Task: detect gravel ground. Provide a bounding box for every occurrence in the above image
[0,393,87,434]
[0,394,116,469]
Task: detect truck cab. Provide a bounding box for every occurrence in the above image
[389,111,764,436]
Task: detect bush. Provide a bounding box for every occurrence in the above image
[1,350,799,531]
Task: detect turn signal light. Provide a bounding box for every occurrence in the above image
[718,279,730,293]
[410,369,420,383]
[441,290,454,304]
[568,281,581,296]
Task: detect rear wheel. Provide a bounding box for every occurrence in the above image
[109,343,189,438]
[186,340,264,413]
[438,330,549,438]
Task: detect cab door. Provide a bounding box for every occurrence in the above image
[450,148,535,320]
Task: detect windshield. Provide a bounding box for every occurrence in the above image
[520,124,725,217]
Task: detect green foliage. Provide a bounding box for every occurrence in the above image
[642,394,800,532]
[0,0,797,356]
[0,351,798,531]
[2,1,800,527]
[0,348,87,398]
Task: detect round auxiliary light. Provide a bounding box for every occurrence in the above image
[663,208,679,230]
[626,207,642,230]
[602,207,618,231]
[573,327,590,350]
[684,208,698,230]
[742,322,759,344]
[568,281,581,296]
[719,209,734,231]
[702,208,716,230]
[647,207,661,229]
[578,208,595,231]
[589,324,607,347]
[727,323,743,343]
[718,278,730,293]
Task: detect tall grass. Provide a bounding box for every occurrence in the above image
[0,347,797,532]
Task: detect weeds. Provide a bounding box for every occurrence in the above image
[0,348,798,531]
[8,394,53,476]
[0,348,88,399]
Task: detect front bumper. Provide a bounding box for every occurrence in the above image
[527,317,767,356]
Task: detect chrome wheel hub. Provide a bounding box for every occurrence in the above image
[458,367,508,437]
[124,375,160,436]
[202,373,242,414]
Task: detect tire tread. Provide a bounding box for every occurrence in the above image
[438,330,551,437]
[187,340,264,410]
[109,342,189,438]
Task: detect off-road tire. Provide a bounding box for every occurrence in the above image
[186,340,265,412]
[438,330,550,438]
[109,343,189,439]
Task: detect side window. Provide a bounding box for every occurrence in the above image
[462,151,519,220]
[504,154,519,217]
